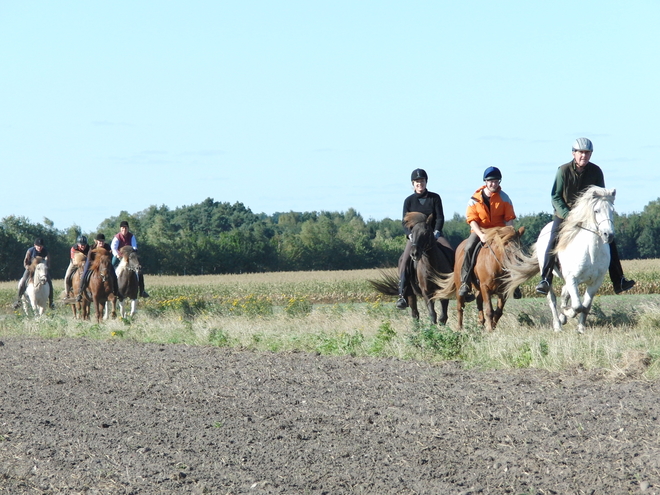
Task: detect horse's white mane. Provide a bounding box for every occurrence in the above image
[556,185,615,251]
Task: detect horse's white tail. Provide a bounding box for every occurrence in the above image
[501,244,541,299]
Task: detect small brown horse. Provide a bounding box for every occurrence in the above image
[371,212,452,325]
[435,226,524,332]
[69,252,90,319]
[85,247,117,323]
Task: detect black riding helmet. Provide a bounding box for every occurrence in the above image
[77,235,88,245]
[411,168,428,182]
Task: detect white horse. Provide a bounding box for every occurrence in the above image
[22,260,51,317]
[503,186,616,333]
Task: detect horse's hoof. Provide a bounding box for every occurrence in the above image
[576,326,585,334]
[559,314,567,325]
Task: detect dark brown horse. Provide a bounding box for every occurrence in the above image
[434,226,525,332]
[85,248,117,323]
[69,252,90,319]
[371,212,453,325]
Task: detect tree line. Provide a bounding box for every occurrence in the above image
[0,196,657,280]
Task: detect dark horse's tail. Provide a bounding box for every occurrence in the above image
[368,270,399,297]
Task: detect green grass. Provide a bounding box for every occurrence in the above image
[1,263,660,378]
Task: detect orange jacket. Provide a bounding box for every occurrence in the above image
[466,185,516,229]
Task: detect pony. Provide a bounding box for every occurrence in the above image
[370,212,452,325]
[502,186,616,333]
[21,257,50,317]
[85,247,117,323]
[116,245,140,317]
[68,252,90,319]
[434,226,525,332]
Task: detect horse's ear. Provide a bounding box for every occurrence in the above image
[518,226,525,237]
[427,214,434,227]
[612,188,616,198]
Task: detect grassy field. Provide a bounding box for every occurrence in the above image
[2,260,660,378]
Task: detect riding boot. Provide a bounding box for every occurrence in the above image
[537,216,562,294]
[396,258,409,309]
[13,270,29,309]
[48,280,54,309]
[138,272,149,298]
[609,241,636,294]
[459,234,478,303]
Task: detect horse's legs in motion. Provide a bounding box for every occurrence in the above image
[456,297,465,329]
[437,299,449,326]
[492,294,505,329]
[575,282,601,334]
[481,289,497,332]
[407,295,420,320]
[423,296,437,325]
[476,293,485,328]
[547,290,565,332]
[562,278,586,316]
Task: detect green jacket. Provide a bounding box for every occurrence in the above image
[551,160,605,219]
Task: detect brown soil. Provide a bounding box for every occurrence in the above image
[1,338,659,494]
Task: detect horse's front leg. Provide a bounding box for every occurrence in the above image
[492,294,505,329]
[423,295,437,325]
[437,299,448,326]
[476,292,485,328]
[407,295,420,321]
[481,290,495,332]
[575,281,603,334]
[547,290,564,332]
[561,278,585,317]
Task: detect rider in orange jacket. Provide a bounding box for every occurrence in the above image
[459,167,516,302]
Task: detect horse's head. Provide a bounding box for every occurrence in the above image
[404,212,434,262]
[32,260,49,287]
[91,247,112,278]
[127,250,141,272]
[571,186,616,244]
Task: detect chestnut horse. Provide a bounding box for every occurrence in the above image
[116,245,140,317]
[85,248,117,323]
[435,226,525,332]
[370,212,452,325]
[69,252,90,319]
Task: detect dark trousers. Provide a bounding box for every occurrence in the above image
[540,215,625,285]
[398,241,413,297]
[460,233,481,286]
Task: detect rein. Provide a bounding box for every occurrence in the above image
[576,217,612,237]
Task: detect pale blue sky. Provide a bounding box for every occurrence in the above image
[1,1,658,232]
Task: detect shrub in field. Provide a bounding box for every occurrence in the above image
[284,296,312,317]
[226,295,273,318]
[369,321,397,355]
[408,323,467,359]
[315,331,365,356]
[208,328,230,347]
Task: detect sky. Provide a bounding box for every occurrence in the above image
[1,1,659,233]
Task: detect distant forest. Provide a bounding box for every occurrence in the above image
[0,196,658,280]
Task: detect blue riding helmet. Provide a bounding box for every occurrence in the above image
[483,166,502,181]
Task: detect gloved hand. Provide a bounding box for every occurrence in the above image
[434,230,441,240]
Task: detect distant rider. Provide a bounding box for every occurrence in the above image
[111,221,149,298]
[13,238,54,310]
[63,236,90,298]
[75,233,120,302]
